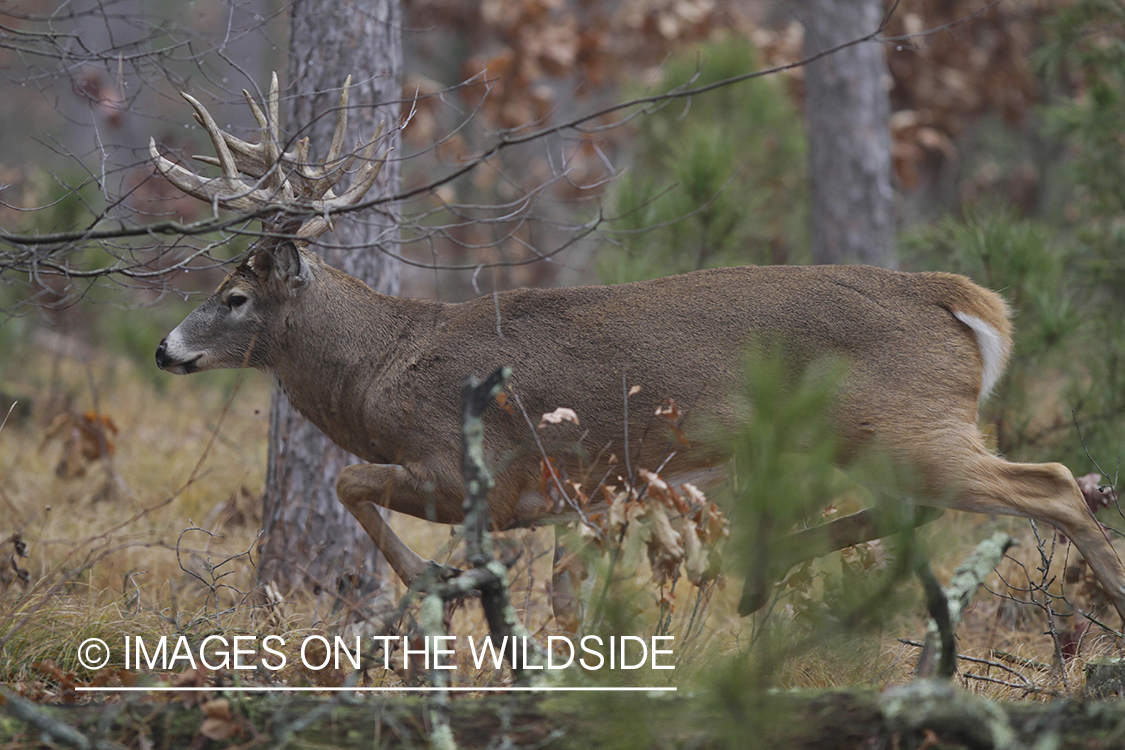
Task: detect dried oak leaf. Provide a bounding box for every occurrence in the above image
[494,390,516,415]
[200,698,242,741]
[643,504,684,588]
[655,398,690,447]
[607,488,643,531]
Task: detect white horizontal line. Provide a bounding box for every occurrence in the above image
[76,686,676,692]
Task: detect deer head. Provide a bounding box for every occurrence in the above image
[153,74,388,375]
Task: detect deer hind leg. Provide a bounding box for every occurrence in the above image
[336,463,455,589]
[938,448,1125,622]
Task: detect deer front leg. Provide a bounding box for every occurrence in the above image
[738,505,944,615]
[336,463,457,588]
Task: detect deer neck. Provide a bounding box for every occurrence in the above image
[267,265,427,456]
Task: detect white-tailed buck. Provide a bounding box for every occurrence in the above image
[153,76,1125,623]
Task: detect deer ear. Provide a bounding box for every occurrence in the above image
[273,240,309,290]
[252,241,309,294]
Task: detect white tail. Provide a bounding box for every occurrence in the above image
[152,76,1125,624]
[953,310,1010,401]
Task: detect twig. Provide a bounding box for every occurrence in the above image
[899,639,1039,688]
[0,400,16,434]
[959,671,1061,698]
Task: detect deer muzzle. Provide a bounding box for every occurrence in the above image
[155,335,201,375]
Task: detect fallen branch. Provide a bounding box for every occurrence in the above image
[0,687,127,750]
[880,679,1025,750]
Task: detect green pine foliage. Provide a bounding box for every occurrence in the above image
[599,40,807,284]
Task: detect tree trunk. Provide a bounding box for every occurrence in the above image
[800,0,895,266]
[258,0,402,596]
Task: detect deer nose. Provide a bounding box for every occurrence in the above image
[155,338,169,369]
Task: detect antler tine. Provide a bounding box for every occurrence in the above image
[189,80,292,197]
[334,121,389,201]
[182,93,240,181]
[268,72,280,153]
[149,137,279,212]
[224,86,285,193]
[242,87,283,172]
[152,72,386,230]
[296,138,391,240]
[325,75,351,168]
[151,85,291,212]
[332,139,390,207]
[286,77,354,201]
[301,116,387,202]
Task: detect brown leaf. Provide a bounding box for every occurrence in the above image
[200,699,241,741]
[42,409,119,478]
[637,468,673,505]
[643,504,684,587]
[35,660,73,687]
[690,499,729,544]
[607,489,637,531]
[681,482,707,507]
[202,697,233,720]
[494,390,516,415]
[172,667,208,706]
[655,398,690,447]
[577,517,605,550]
[682,525,706,585]
[567,480,590,510]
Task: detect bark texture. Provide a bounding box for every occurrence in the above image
[258,0,402,594]
[799,0,895,266]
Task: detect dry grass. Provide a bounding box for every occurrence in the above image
[1,336,1120,700]
[1,339,269,687]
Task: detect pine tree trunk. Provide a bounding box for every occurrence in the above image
[258,0,402,595]
[800,0,895,266]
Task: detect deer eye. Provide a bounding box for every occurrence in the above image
[228,293,249,309]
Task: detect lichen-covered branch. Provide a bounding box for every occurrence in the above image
[881,679,1023,750]
[454,367,551,682]
[915,531,1014,678]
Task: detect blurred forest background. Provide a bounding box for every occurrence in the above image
[3,0,1125,738]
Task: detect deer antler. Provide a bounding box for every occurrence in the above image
[150,72,389,240]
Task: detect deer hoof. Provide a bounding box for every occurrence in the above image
[738,578,771,616]
[407,560,464,591]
